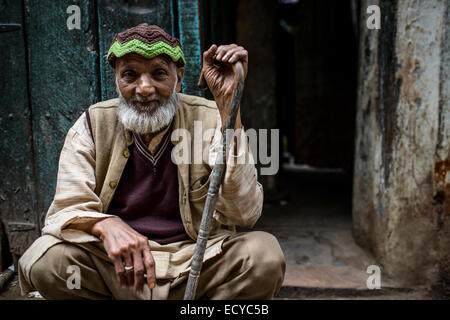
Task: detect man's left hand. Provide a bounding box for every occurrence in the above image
[201,44,248,130]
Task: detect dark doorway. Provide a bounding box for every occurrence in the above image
[200,0,358,188]
[276,0,358,171]
[199,0,368,296]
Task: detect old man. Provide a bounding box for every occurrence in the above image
[18,24,285,300]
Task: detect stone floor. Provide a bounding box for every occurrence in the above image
[0,166,433,300]
[250,167,432,299]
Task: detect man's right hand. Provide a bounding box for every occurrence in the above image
[90,217,156,294]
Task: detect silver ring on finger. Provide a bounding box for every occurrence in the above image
[124,265,134,272]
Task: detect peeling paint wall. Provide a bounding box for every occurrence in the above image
[353,0,449,289]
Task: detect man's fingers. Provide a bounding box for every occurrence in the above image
[132,251,145,294]
[215,44,238,61]
[210,45,248,77]
[122,252,134,288]
[220,47,244,63]
[229,49,248,64]
[203,44,217,65]
[200,43,248,99]
[112,257,127,288]
[143,249,156,290]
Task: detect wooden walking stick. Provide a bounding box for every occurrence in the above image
[183,60,245,300]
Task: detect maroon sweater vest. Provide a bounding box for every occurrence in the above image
[106,125,190,245]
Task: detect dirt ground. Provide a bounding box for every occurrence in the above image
[0,276,43,300]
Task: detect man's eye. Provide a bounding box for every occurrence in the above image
[123,71,136,78]
[155,69,168,76]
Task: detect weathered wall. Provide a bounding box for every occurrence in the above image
[434,0,450,297]
[353,0,449,289]
[25,0,101,226]
[0,0,41,267]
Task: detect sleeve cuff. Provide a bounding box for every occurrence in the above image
[43,212,115,243]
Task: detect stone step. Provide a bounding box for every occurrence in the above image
[276,265,414,299]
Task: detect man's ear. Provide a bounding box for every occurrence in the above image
[176,67,185,92]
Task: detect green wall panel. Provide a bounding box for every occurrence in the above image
[0,0,40,255]
[24,0,100,210]
[177,0,202,96]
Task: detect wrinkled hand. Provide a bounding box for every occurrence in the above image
[91,217,155,294]
[200,44,248,128]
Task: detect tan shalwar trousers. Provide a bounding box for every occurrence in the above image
[28,231,286,300]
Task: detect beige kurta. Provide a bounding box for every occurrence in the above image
[18,93,263,295]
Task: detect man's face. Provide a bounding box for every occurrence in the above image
[114,54,185,134]
[115,53,184,114]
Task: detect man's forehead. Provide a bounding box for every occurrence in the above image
[117,53,173,68]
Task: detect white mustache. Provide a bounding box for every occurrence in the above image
[132,95,161,104]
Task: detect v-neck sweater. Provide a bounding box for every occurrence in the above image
[106,125,190,245]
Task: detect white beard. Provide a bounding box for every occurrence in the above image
[117,82,179,134]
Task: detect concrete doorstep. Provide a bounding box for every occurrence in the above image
[275,264,427,300]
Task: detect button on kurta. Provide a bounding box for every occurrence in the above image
[123,149,130,158]
[109,181,118,189]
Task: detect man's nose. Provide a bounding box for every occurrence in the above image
[136,74,155,97]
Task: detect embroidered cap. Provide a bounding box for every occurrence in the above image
[107,23,186,68]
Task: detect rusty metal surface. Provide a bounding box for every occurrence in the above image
[435,160,450,215]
